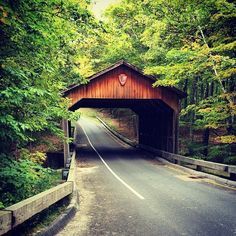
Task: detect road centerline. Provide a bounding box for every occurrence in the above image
[80,123,145,200]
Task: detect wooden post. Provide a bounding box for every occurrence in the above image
[68,120,72,138]
[134,115,139,143]
[62,119,70,167]
[174,114,179,154]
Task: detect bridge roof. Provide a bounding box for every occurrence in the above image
[64,60,187,99]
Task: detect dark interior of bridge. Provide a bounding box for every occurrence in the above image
[69,98,176,153]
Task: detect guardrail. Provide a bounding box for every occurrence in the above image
[97,116,236,181]
[0,151,76,235]
[139,144,236,180]
[96,116,137,147]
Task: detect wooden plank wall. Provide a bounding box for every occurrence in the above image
[66,66,179,112]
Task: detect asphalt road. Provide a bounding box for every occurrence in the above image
[58,116,236,236]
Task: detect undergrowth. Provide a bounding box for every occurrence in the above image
[0,153,61,209]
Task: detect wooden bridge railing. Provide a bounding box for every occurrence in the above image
[0,151,76,235]
[97,116,236,181]
[139,144,236,180]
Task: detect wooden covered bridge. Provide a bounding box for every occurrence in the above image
[63,60,186,162]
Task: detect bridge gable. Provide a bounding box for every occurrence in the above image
[64,61,186,112]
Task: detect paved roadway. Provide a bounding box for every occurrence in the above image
[58,116,236,236]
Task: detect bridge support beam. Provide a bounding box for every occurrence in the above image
[62,119,70,166]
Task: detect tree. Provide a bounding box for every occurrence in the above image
[0,0,96,155]
[136,0,236,155]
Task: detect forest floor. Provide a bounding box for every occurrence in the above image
[28,133,64,154]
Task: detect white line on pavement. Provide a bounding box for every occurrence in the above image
[101,124,130,148]
[80,124,145,200]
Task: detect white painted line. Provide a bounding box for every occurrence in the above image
[80,124,145,200]
[96,117,131,148]
[101,124,129,148]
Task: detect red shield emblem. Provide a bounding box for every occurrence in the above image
[118,74,127,86]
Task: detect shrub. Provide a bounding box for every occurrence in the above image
[186,141,205,156]
[0,154,57,208]
[206,145,236,164]
[19,148,46,165]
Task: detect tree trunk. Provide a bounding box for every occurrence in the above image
[189,78,196,141]
[203,127,210,156]
[183,79,188,108]
[202,82,212,156]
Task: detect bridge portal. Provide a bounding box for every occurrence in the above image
[63,60,186,163]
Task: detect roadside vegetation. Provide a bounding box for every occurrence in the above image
[0,0,94,208]
[0,151,62,209]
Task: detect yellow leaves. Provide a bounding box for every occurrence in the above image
[212,41,236,53]
[218,67,236,79]
[211,55,223,63]
[75,56,94,78]
[144,65,166,75]
[153,79,179,87]
[215,135,236,144]
[198,107,212,113]
[29,152,46,165]
[0,6,7,17]
[180,104,196,116]
[0,5,8,24]
[205,123,220,129]
[145,62,193,78]
[198,102,231,116]
[221,92,236,99]
[19,149,46,165]
[189,42,202,50]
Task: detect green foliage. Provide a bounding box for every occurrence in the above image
[223,155,236,165]
[0,0,98,154]
[0,0,235,182]
[0,154,59,208]
[185,141,236,164]
[207,145,236,164]
[70,110,81,122]
[181,96,230,129]
[186,141,206,157]
[0,1,100,209]
[0,202,4,209]
[92,0,236,148]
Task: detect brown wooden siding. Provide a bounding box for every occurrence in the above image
[66,65,179,112]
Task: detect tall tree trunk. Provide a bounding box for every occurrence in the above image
[203,127,210,156]
[189,78,196,141]
[202,82,213,156]
[227,78,235,133]
[183,79,188,108]
[198,25,235,126]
